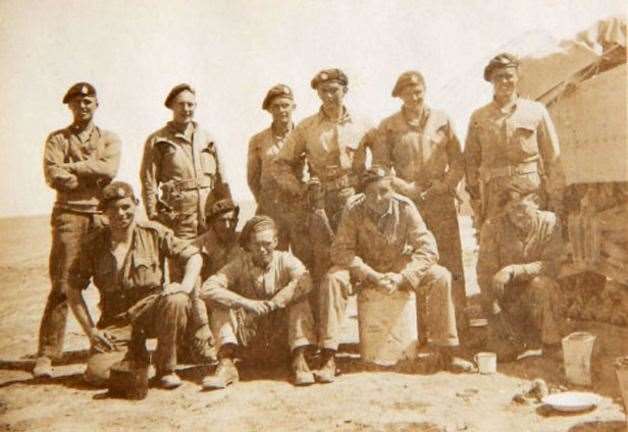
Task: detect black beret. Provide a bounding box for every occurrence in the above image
[484,53,520,82]
[262,84,294,110]
[310,68,348,89]
[206,198,240,223]
[391,71,425,97]
[99,181,137,210]
[164,83,195,108]
[63,82,97,104]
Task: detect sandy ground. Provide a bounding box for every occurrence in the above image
[0,214,626,432]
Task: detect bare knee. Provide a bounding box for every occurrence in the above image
[427,265,452,287]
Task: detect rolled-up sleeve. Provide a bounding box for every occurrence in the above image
[159,227,200,262]
[43,134,73,191]
[200,258,247,308]
[271,253,313,308]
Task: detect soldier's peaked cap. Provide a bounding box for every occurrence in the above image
[310,68,348,89]
[262,84,294,110]
[484,53,520,81]
[63,82,97,104]
[164,83,195,108]
[391,71,425,97]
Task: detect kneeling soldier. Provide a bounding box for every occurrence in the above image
[66,182,203,389]
[200,216,317,389]
[478,178,563,360]
[318,168,473,383]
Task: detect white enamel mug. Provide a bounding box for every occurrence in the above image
[474,352,497,374]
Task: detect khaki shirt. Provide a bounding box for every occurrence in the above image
[202,250,313,309]
[464,97,562,200]
[372,107,464,191]
[247,125,301,206]
[477,210,563,293]
[43,124,121,213]
[140,121,229,220]
[275,107,375,194]
[331,194,439,289]
[68,221,199,327]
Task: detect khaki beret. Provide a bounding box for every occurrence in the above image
[391,71,425,97]
[262,84,294,110]
[63,82,97,104]
[206,198,240,223]
[99,181,137,210]
[310,68,348,89]
[484,53,520,81]
[360,166,391,189]
[164,83,195,108]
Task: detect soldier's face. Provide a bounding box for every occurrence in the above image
[171,90,196,124]
[212,210,238,243]
[399,84,425,110]
[491,67,519,98]
[105,197,136,231]
[269,97,295,125]
[248,228,278,268]
[505,195,537,231]
[68,96,98,123]
[364,178,394,215]
[317,82,347,108]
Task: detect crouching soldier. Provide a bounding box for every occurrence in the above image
[200,216,317,390]
[317,168,474,383]
[65,182,203,389]
[478,178,564,360]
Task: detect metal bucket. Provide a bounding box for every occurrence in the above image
[357,288,417,366]
[562,331,597,386]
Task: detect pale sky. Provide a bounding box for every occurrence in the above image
[0,0,624,217]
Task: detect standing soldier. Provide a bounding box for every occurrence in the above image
[247,84,306,254]
[274,68,375,286]
[464,53,563,228]
[35,83,121,378]
[372,71,467,341]
[140,83,230,356]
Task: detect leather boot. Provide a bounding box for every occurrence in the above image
[314,349,336,384]
[292,347,314,386]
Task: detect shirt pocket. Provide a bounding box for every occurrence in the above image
[131,253,160,289]
[511,120,538,157]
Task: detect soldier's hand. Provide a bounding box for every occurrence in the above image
[383,273,405,294]
[243,299,273,316]
[61,174,79,190]
[162,282,188,296]
[89,328,116,353]
[492,267,514,297]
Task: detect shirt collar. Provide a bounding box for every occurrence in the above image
[317,105,352,125]
[166,121,196,141]
[491,94,520,115]
[70,122,96,142]
[401,105,430,129]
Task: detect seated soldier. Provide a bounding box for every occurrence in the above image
[318,168,474,383]
[65,182,203,389]
[200,216,317,390]
[193,198,242,280]
[478,178,563,360]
